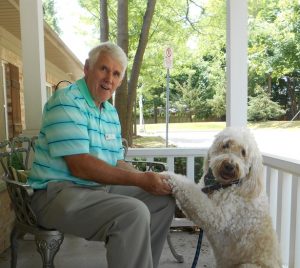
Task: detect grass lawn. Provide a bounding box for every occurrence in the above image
[142,120,300,133]
[133,120,300,148]
[132,136,169,148]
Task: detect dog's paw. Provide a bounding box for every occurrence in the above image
[161,171,191,193]
[160,171,176,189]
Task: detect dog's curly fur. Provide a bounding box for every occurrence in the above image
[165,127,282,268]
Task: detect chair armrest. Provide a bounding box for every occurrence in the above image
[1,170,37,226]
[126,160,167,172]
[1,173,34,197]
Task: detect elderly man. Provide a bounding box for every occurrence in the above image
[29,42,175,268]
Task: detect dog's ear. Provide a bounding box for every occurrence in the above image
[203,150,211,175]
[240,152,263,199]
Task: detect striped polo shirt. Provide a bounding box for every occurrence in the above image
[28,78,124,189]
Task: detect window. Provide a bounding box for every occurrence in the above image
[46,83,54,100]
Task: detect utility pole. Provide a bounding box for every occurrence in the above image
[164,47,173,147]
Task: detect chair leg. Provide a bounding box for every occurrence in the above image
[35,232,64,268]
[10,225,20,268]
[167,232,184,263]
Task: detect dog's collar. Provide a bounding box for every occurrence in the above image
[201,168,241,194]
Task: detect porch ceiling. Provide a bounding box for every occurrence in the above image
[0,0,83,80]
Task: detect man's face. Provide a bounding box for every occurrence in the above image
[84,52,123,106]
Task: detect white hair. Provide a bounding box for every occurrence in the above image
[87,41,128,78]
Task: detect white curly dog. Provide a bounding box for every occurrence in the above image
[165,127,282,268]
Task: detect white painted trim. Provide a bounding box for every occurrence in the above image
[1,61,9,139]
[226,0,248,127]
[20,0,46,132]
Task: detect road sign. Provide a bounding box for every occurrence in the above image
[164,47,173,69]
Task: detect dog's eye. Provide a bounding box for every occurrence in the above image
[241,149,246,157]
[222,142,229,149]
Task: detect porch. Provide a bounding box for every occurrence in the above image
[0,145,299,268]
[0,228,214,268]
[0,1,299,267]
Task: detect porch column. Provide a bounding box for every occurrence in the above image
[226,0,248,127]
[20,0,46,136]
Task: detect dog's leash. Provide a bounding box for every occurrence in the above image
[191,228,204,268]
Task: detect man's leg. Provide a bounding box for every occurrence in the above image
[109,185,176,268]
[31,182,154,268]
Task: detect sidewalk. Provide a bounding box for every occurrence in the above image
[0,229,216,268]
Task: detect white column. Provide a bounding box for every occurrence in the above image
[20,0,47,135]
[226,0,248,127]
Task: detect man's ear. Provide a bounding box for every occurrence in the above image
[84,60,89,76]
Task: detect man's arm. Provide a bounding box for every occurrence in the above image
[64,154,171,195]
[116,159,141,172]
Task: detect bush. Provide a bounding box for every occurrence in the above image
[248,86,285,121]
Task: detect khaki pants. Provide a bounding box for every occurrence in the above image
[31,182,175,268]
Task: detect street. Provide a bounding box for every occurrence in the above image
[142,128,300,161]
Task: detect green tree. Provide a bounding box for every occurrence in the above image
[248,0,300,119]
[43,0,61,34]
[78,0,206,143]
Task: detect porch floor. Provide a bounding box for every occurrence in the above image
[0,229,215,268]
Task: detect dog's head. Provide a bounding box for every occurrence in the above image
[203,127,263,198]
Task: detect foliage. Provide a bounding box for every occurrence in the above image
[248,0,300,119]
[248,86,286,121]
[46,0,300,132]
[172,63,213,120]
[43,0,61,34]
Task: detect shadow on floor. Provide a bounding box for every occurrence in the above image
[0,230,215,268]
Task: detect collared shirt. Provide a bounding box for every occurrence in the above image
[28,78,124,189]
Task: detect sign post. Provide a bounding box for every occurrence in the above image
[164,47,173,147]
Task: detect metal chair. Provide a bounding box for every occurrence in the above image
[10,136,32,171]
[2,167,64,268]
[1,136,64,268]
[0,140,11,176]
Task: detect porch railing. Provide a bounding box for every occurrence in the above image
[127,147,300,268]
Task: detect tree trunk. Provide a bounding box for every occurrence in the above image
[267,73,272,95]
[154,102,158,124]
[125,0,157,145]
[287,76,297,119]
[115,0,129,140]
[100,0,109,42]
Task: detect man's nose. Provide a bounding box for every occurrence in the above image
[104,71,113,83]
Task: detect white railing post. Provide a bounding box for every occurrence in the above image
[167,157,175,172]
[276,171,283,241]
[186,156,194,181]
[269,168,279,229]
[279,172,292,266]
[291,175,300,267]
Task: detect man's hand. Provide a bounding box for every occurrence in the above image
[138,172,172,195]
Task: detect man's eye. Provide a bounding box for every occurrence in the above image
[114,72,121,78]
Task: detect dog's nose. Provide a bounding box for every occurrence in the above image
[220,161,237,180]
[224,162,234,172]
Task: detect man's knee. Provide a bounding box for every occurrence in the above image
[122,197,151,226]
[154,195,176,214]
